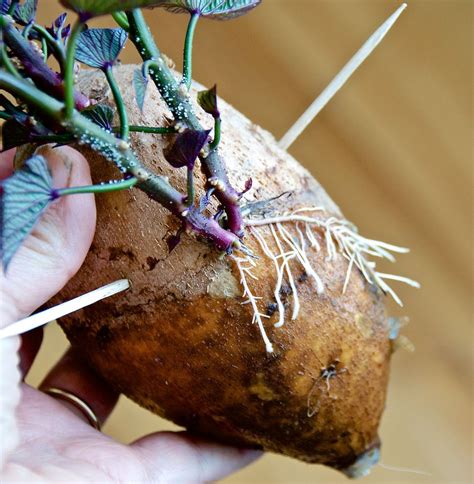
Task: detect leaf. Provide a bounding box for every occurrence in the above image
[1,119,53,151]
[163,129,210,170]
[0,0,11,15]
[13,0,38,25]
[59,0,177,17]
[197,84,219,118]
[0,155,53,270]
[133,68,148,112]
[82,104,115,131]
[156,0,262,20]
[75,28,128,69]
[46,12,71,40]
[60,0,260,19]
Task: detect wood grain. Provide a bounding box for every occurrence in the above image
[26,1,472,482]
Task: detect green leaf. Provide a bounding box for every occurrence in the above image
[60,0,261,19]
[0,0,11,15]
[0,155,53,270]
[59,0,174,17]
[156,0,262,19]
[197,84,219,118]
[75,28,128,69]
[14,0,38,25]
[133,68,148,112]
[82,104,115,131]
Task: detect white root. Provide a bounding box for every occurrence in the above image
[251,227,286,327]
[232,255,274,353]
[269,225,300,323]
[237,208,418,352]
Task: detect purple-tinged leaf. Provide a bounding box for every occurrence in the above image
[59,0,177,18]
[155,0,262,20]
[46,12,70,40]
[0,155,54,270]
[0,0,12,15]
[164,129,210,170]
[197,84,219,119]
[75,28,127,70]
[133,68,148,112]
[13,0,38,25]
[82,104,114,132]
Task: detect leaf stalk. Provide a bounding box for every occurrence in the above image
[64,19,83,118]
[104,65,129,140]
[182,12,200,90]
[56,176,138,197]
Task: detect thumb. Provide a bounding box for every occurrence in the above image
[0,145,96,326]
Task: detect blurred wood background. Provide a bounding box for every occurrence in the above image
[27,1,472,482]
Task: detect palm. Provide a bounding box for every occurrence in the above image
[6,384,254,482]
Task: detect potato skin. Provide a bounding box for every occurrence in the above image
[53,65,391,473]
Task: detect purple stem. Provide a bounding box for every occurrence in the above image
[186,208,239,252]
[1,17,90,110]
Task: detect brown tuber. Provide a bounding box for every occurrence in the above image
[53,65,393,477]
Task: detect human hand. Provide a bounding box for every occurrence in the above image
[0,146,261,482]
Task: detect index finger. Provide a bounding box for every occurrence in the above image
[0,148,15,180]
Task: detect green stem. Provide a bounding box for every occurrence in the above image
[6,126,176,146]
[104,66,128,140]
[32,24,66,68]
[182,12,200,90]
[0,46,21,78]
[127,9,244,236]
[127,10,200,124]
[112,11,130,31]
[22,22,34,38]
[57,176,138,197]
[210,117,221,151]
[64,20,84,119]
[41,37,48,61]
[127,125,175,134]
[186,167,194,206]
[0,111,12,120]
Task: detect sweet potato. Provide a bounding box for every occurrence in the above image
[53,65,392,477]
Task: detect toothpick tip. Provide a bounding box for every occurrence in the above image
[278,2,408,150]
[0,279,130,340]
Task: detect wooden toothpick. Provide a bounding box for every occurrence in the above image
[278,3,407,150]
[0,279,130,339]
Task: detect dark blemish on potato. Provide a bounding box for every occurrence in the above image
[96,325,113,349]
[108,246,136,262]
[298,271,308,283]
[146,256,159,271]
[266,302,278,316]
